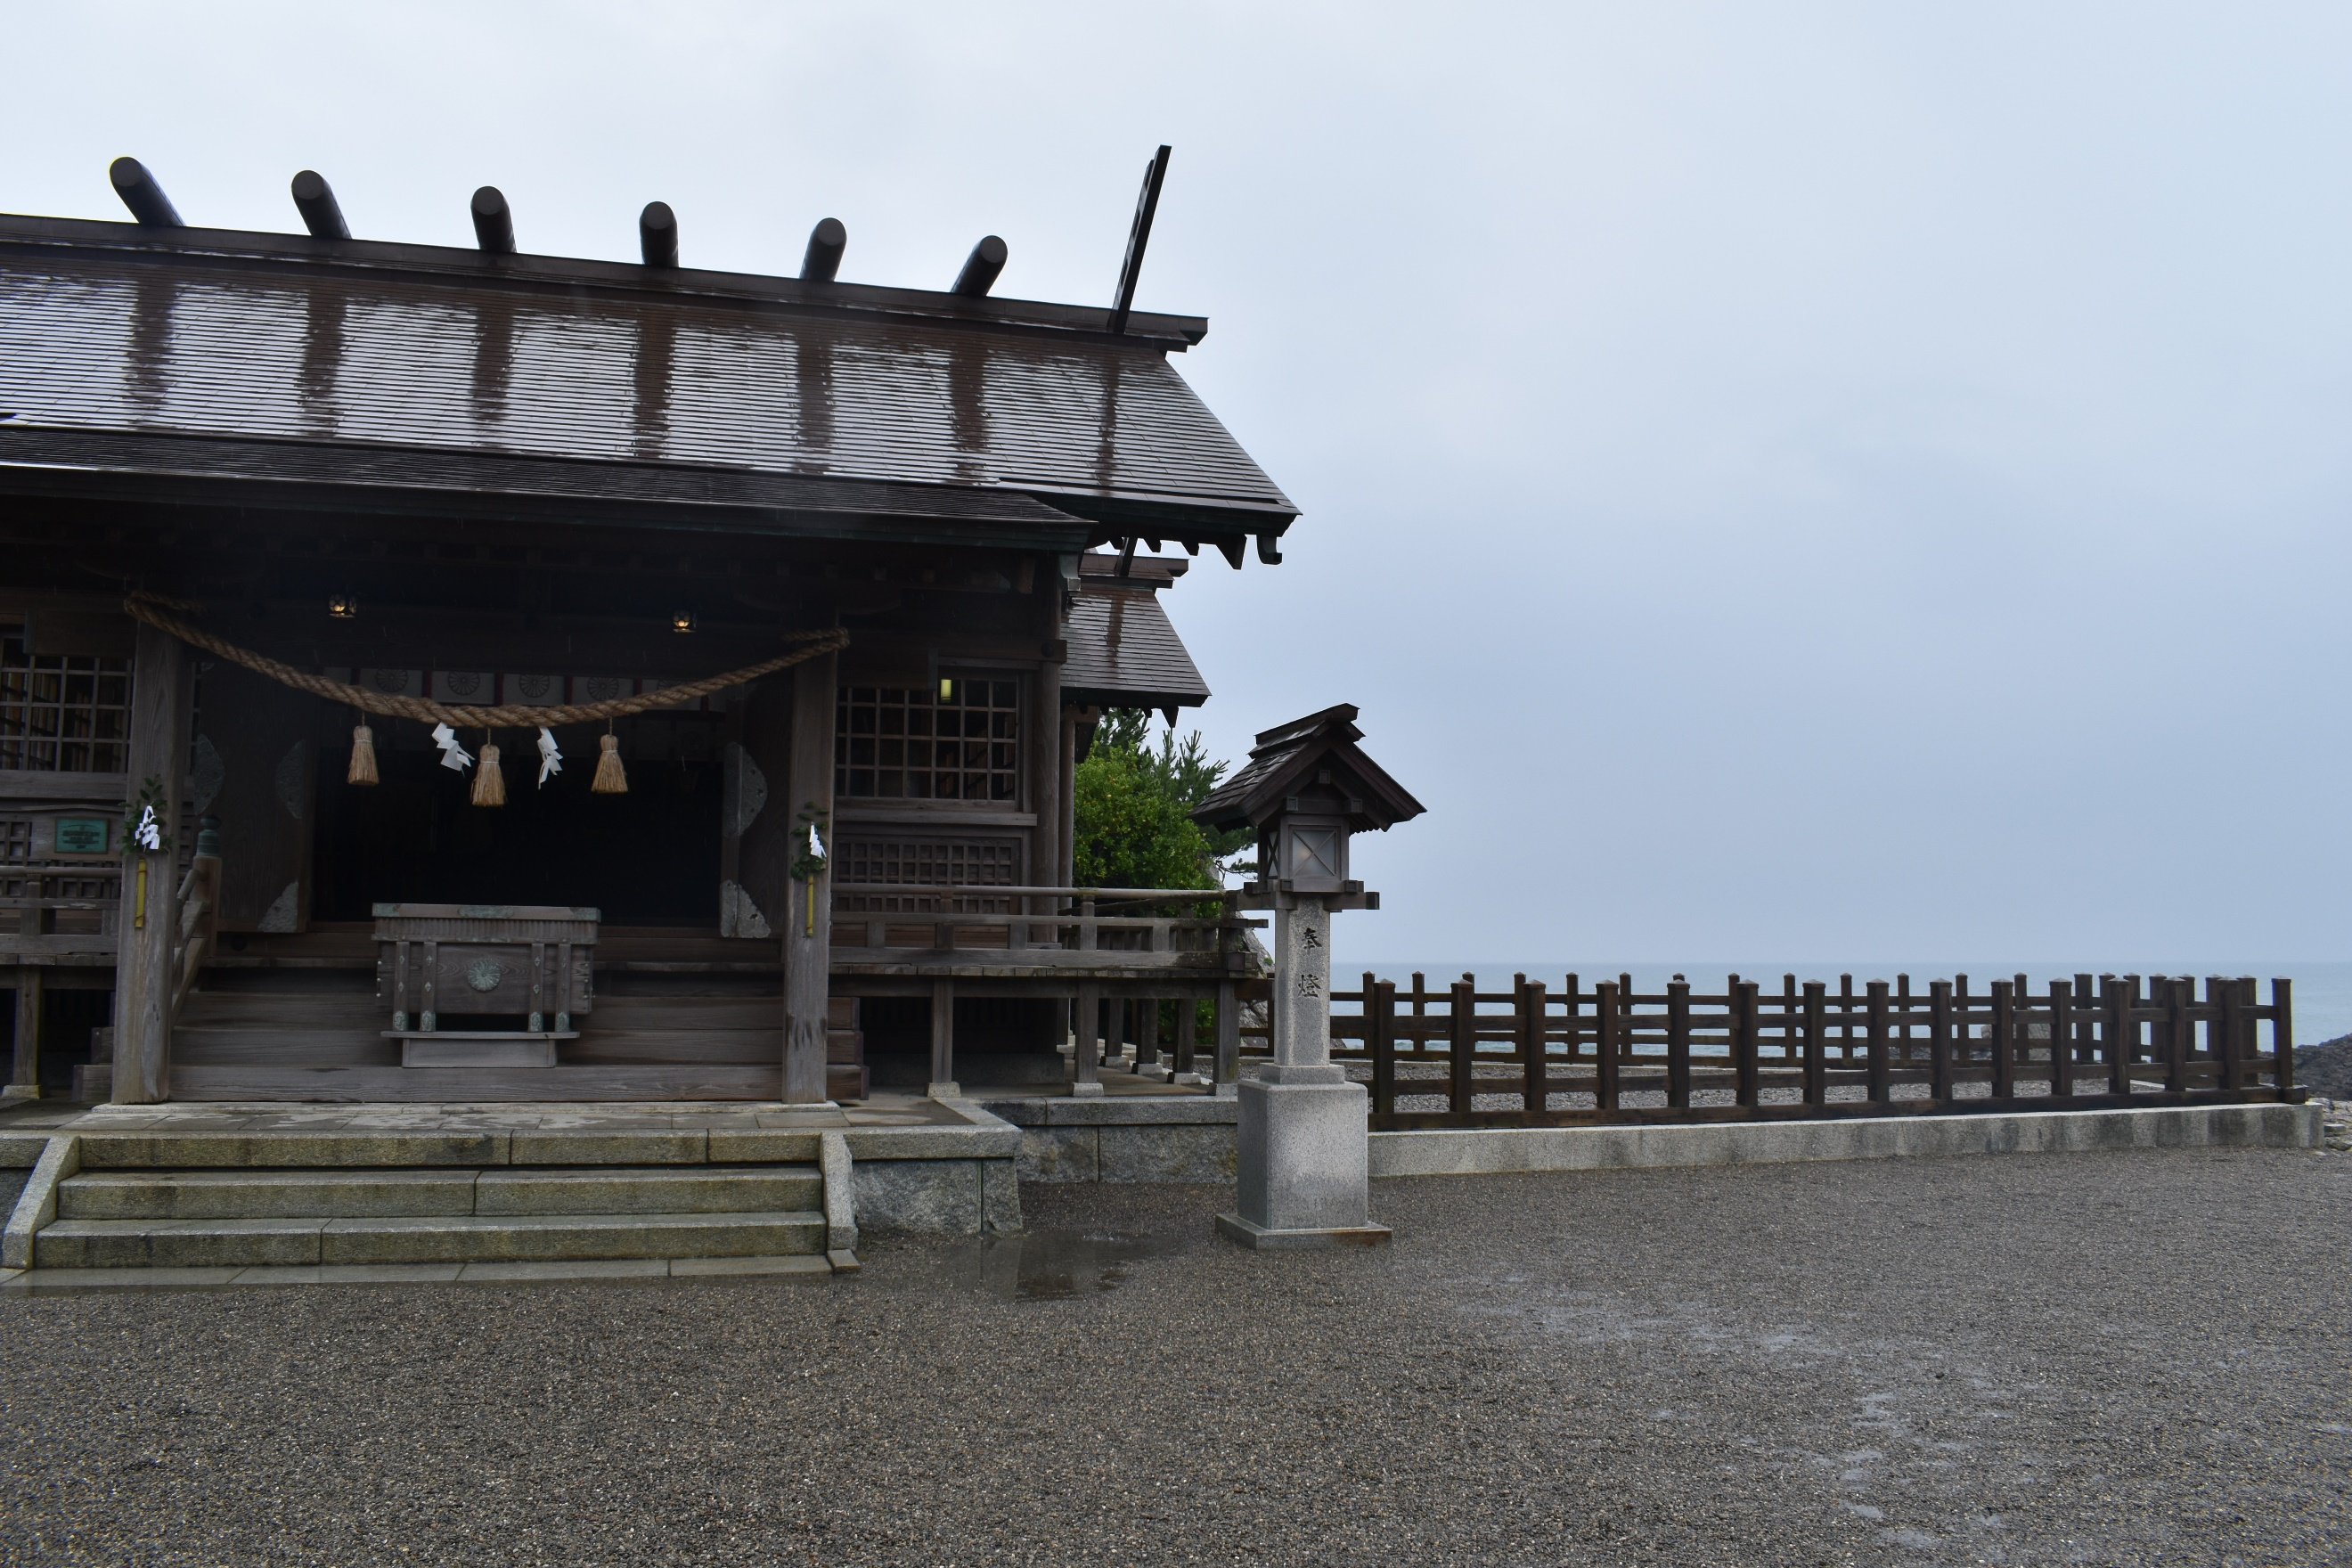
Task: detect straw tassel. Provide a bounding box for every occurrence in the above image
[347,723,379,786]
[592,731,628,795]
[471,742,507,806]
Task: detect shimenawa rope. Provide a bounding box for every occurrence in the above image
[122,594,848,727]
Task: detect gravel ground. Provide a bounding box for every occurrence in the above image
[3,1147,2349,1566]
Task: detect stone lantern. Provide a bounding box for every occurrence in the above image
[1193,704,1424,1248]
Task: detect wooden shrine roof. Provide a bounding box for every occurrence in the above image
[1062,556,1210,716]
[0,215,1296,554]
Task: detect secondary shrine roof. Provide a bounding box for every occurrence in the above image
[0,214,1295,555]
[1062,559,1211,718]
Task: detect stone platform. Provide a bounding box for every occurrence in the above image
[0,1096,1023,1286]
[976,1076,1239,1183]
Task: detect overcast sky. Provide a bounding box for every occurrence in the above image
[10,3,2349,969]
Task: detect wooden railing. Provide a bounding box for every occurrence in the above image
[169,835,220,1021]
[828,884,1259,971]
[0,864,122,947]
[1266,971,2298,1129]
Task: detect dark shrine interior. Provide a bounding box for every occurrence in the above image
[310,711,723,925]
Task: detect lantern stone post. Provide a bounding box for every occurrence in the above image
[1191,705,1424,1250]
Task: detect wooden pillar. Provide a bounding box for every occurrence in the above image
[1033,599,1065,888]
[10,967,40,1088]
[780,649,837,1104]
[1213,978,1239,1094]
[1133,996,1160,1073]
[1056,706,1080,887]
[111,619,188,1105]
[1172,992,1199,1078]
[928,976,958,1098]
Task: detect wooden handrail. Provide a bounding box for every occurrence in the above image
[829,882,1230,902]
[168,852,220,1022]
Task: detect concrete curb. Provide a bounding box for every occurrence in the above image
[1368,1102,2322,1178]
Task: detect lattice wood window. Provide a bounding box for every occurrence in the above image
[835,678,1019,802]
[836,836,1019,913]
[0,634,132,772]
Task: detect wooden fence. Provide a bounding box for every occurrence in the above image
[1250,971,2296,1130]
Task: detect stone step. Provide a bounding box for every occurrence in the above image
[36,1209,827,1269]
[476,1167,821,1216]
[55,1165,824,1220]
[59,1169,478,1220]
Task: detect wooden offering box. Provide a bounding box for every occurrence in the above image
[373,904,599,1068]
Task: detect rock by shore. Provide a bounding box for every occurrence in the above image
[2298,1033,2352,1099]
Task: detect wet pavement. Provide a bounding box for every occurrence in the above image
[0,1147,2347,1565]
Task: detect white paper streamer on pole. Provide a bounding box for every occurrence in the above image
[431,723,474,773]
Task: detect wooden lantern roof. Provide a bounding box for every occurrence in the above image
[0,203,1296,559]
[1192,703,1425,835]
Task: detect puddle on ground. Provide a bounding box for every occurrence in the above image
[932,1228,1186,1300]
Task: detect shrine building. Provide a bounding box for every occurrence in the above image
[0,158,1292,1107]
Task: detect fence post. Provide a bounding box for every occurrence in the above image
[2072,972,2094,1068]
[1895,974,1911,1066]
[1990,980,2015,1099]
[1370,978,1396,1125]
[2216,977,2247,1095]
[2272,977,2295,1098]
[2104,976,2132,1096]
[1865,981,1891,1105]
[1802,980,1827,1107]
[1520,980,1550,1125]
[1837,974,1855,1061]
[1666,979,1692,1109]
[1449,979,1476,1126]
[1783,974,1800,1059]
[2158,978,2186,1093]
[1734,980,1760,1108]
[1928,980,1953,1103]
[1593,979,1620,1115]
[2046,979,2072,1098]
